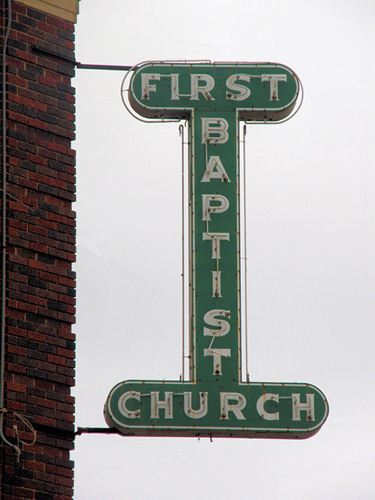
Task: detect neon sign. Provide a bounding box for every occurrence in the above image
[104,62,328,438]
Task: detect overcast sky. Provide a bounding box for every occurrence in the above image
[72,2,375,498]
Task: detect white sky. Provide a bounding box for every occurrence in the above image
[72,1,375,499]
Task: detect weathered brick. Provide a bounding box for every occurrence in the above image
[1,3,76,498]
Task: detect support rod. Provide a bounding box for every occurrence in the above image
[32,45,132,71]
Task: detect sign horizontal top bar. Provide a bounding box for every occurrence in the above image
[129,62,300,121]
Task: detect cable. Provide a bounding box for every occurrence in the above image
[0,408,37,462]
[1,0,11,413]
[0,0,38,461]
[0,187,38,213]
[0,0,23,458]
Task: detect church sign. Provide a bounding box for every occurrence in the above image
[104,62,329,438]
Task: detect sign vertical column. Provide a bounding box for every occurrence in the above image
[191,110,241,384]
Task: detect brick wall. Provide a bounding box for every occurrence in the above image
[1,1,76,498]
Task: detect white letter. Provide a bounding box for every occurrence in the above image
[141,73,160,99]
[203,309,230,337]
[212,270,222,297]
[150,392,173,419]
[226,74,251,101]
[118,391,140,419]
[201,156,231,183]
[256,393,280,421]
[201,118,228,144]
[220,392,246,420]
[292,393,315,421]
[204,348,231,375]
[190,74,215,100]
[202,194,229,221]
[203,232,230,259]
[261,74,287,101]
[170,73,180,100]
[183,392,208,419]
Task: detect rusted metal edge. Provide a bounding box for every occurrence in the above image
[75,427,120,436]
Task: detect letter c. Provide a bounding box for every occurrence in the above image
[118,391,141,419]
[256,393,280,421]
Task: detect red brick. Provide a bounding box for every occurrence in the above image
[57,348,74,359]
[8,345,27,357]
[24,460,45,472]
[6,381,27,393]
[14,49,37,64]
[6,400,26,412]
[13,2,27,14]
[8,73,28,87]
[1,3,76,498]
[37,21,57,34]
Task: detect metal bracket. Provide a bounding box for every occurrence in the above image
[32,44,132,71]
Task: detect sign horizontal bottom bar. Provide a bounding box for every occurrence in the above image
[104,380,328,439]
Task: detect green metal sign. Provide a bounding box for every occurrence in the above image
[104,62,329,438]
